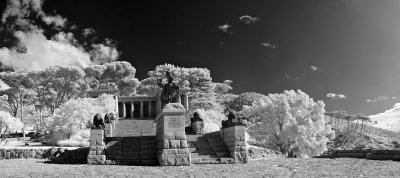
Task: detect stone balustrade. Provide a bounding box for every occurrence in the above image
[220,125,248,164]
[87,128,106,164]
[191,121,204,134]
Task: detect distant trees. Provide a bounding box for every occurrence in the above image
[138,63,234,112]
[242,90,335,157]
[84,61,137,91]
[325,111,374,149]
[0,61,139,136]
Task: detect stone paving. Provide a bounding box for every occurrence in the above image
[2,157,400,177]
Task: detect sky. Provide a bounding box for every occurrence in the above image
[1,0,400,116]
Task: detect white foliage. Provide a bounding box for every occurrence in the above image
[47,94,115,136]
[0,111,23,134]
[195,108,226,133]
[242,89,335,157]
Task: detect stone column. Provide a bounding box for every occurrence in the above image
[131,101,134,119]
[114,95,118,120]
[220,126,248,164]
[155,106,190,166]
[122,102,126,118]
[148,101,152,118]
[140,101,144,118]
[184,94,189,111]
[156,98,161,115]
[87,129,106,164]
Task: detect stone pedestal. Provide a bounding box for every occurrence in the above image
[88,129,106,165]
[191,121,204,134]
[105,123,113,137]
[220,126,248,164]
[156,108,190,166]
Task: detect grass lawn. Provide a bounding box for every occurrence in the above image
[1,158,400,178]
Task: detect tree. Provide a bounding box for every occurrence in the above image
[46,94,115,137]
[242,89,335,157]
[41,65,87,114]
[84,61,139,94]
[0,71,29,117]
[229,92,267,112]
[0,111,23,138]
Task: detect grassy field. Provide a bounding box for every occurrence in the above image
[1,158,400,178]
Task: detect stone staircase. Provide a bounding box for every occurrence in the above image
[113,119,156,137]
[186,132,232,164]
[105,136,158,165]
[103,119,158,165]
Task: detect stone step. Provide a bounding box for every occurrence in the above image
[216,151,230,158]
[191,158,221,164]
[189,148,197,152]
[212,146,228,152]
[190,153,217,158]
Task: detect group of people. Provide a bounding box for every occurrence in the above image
[92,113,117,129]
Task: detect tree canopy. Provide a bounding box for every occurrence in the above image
[242,89,335,157]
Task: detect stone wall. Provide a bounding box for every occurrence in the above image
[87,128,106,164]
[0,148,50,159]
[220,126,248,163]
[155,108,190,166]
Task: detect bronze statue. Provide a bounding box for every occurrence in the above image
[104,113,111,123]
[190,112,203,123]
[158,71,180,108]
[92,113,105,129]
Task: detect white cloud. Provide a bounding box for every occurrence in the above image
[370,103,400,131]
[0,29,91,70]
[310,65,321,72]
[239,15,260,24]
[0,0,121,70]
[326,93,347,99]
[82,28,95,37]
[366,96,392,103]
[41,14,67,28]
[261,42,277,49]
[218,24,232,34]
[90,39,119,64]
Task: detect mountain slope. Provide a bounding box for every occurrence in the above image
[369,103,400,132]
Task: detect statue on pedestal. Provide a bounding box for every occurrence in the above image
[158,71,180,108]
[92,113,105,129]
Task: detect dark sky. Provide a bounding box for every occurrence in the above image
[2,0,400,115]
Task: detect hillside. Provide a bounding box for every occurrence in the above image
[370,103,400,132]
[326,116,400,150]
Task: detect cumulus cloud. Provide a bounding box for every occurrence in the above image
[326,93,346,99]
[0,29,91,70]
[218,24,232,34]
[0,0,121,70]
[90,39,119,64]
[366,96,396,103]
[239,15,260,24]
[261,42,277,49]
[310,65,321,72]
